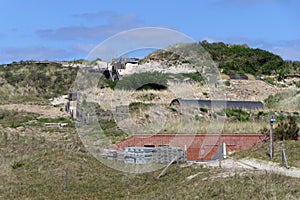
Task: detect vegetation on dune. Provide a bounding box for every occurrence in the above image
[234,140,300,168]
[168,72,206,83]
[200,41,297,78]
[264,90,300,111]
[141,41,300,79]
[0,62,78,103]
[1,129,299,199]
[260,115,299,141]
[114,72,168,90]
[139,49,190,65]
[0,109,39,128]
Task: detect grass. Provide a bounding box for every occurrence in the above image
[0,110,299,199]
[265,90,300,111]
[161,120,268,134]
[1,136,299,199]
[233,140,300,167]
[0,62,78,104]
[0,109,39,128]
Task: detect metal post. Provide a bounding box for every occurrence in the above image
[270,116,275,159]
[270,122,273,159]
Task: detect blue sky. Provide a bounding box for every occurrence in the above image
[0,0,299,63]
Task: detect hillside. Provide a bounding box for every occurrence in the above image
[0,61,78,104]
[140,41,300,79]
[0,45,300,199]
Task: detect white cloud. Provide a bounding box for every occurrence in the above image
[213,0,288,7]
[0,47,71,63]
[86,27,195,61]
[72,11,116,21]
[36,13,144,41]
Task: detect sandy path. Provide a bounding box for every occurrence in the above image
[197,158,300,178]
[0,104,68,118]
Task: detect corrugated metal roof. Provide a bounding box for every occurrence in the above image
[170,98,264,109]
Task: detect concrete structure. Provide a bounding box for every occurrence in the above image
[114,134,265,161]
[65,92,78,118]
[170,98,264,110]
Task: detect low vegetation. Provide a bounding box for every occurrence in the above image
[0,62,78,104]
[200,41,299,78]
[260,116,299,141]
[114,72,168,90]
[1,128,299,199]
[234,140,300,168]
[265,90,300,111]
[0,109,39,128]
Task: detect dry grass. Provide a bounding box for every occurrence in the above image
[1,135,299,199]
[0,114,299,199]
[234,140,300,168]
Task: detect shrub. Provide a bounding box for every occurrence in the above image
[199,107,208,113]
[261,116,299,141]
[225,108,250,122]
[224,80,230,86]
[195,115,201,121]
[274,116,299,141]
[11,161,25,169]
[115,72,167,91]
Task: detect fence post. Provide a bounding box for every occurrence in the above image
[281,144,289,169]
[65,167,69,191]
[270,116,275,159]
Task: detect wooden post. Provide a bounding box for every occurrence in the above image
[281,144,289,169]
[65,167,68,191]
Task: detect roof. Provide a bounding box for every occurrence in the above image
[170,98,264,109]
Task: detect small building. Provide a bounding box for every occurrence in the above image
[170,98,264,110]
[114,134,265,161]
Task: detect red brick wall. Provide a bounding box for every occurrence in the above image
[113,134,266,161]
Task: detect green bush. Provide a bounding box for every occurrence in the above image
[225,108,250,121]
[115,72,167,91]
[199,107,208,113]
[224,80,230,86]
[274,116,299,141]
[261,116,299,141]
[11,161,25,169]
[195,115,201,121]
[200,41,291,76]
[264,77,275,85]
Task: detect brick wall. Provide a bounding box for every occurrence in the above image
[113,134,266,161]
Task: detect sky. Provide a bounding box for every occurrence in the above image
[0,0,299,63]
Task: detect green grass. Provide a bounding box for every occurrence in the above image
[0,62,78,104]
[0,109,39,128]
